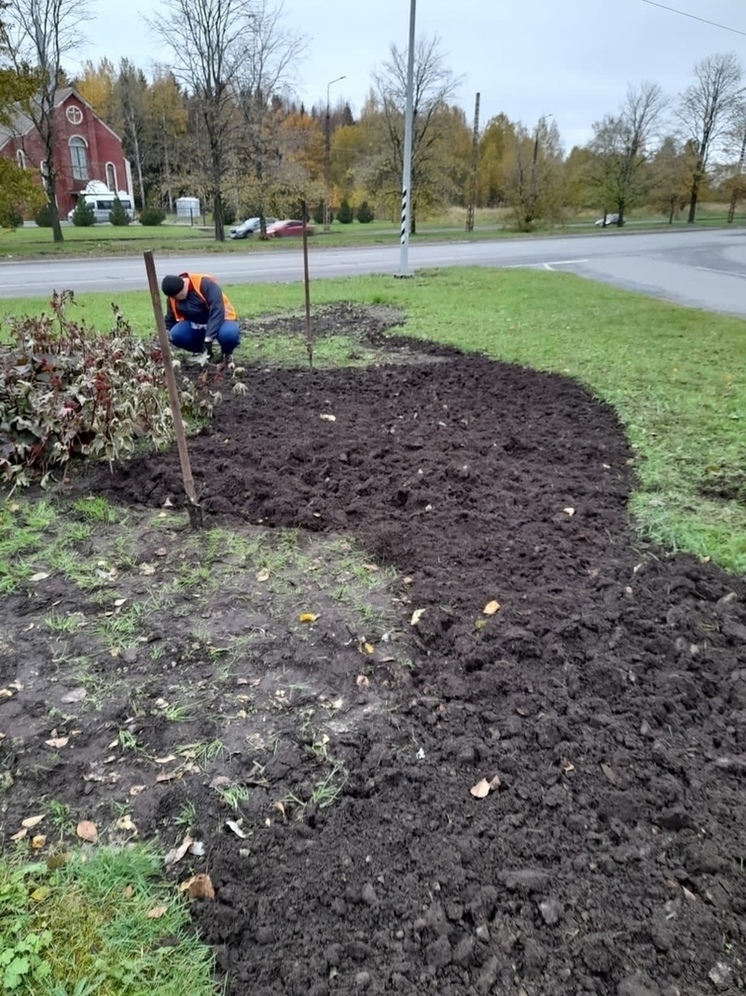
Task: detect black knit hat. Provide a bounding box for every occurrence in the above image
[161,274,185,296]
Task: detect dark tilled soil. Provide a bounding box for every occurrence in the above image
[3,305,746,996]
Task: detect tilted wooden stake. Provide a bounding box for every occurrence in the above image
[301,199,313,370]
[143,250,203,529]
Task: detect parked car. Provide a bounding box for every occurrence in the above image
[228,216,275,239]
[265,219,315,238]
[594,212,622,227]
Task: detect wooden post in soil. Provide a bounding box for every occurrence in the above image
[143,250,203,529]
[301,199,313,370]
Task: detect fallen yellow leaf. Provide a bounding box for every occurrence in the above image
[256,569,270,583]
[156,770,180,783]
[362,642,374,655]
[22,815,45,829]
[31,834,46,850]
[299,613,319,623]
[483,600,500,616]
[164,835,193,867]
[410,608,426,626]
[146,905,168,919]
[45,736,69,749]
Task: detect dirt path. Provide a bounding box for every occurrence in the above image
[1,307,745,995]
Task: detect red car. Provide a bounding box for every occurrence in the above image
[266,219,315,238]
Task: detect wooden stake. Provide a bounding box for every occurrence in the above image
[143,250,203,529]
[301,199,313,370]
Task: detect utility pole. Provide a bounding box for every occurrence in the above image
[324,75,346,233]
[529,113,552,222]
[529,117,543,218]
[466,92,480,233]
[397,0,416,277]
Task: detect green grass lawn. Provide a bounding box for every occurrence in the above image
[4,200,746,259]
[1,267,744,572]
[0,846,217,994]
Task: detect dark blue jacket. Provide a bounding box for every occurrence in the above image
[164,274,231,340]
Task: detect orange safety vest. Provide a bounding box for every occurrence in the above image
[167,274,237,322]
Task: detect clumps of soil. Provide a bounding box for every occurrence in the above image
[247,302,409,345]
[3,304,746,996]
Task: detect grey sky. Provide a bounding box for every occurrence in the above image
[76,0,746,150]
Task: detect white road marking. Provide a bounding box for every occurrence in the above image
[696,265,746,279]
[543,258,589,270]
[507,258,589,271]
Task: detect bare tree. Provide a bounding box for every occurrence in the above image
[115,60,148,210]
[147,0,254,240]
[648,135,695,223]
[721,102,746,222]
[143,69,188,213]
[370,36,462,232]
[233,0,305,234]
[3,0,93,242]
[503,116,564,231]
[587,82,664,226]
[678,52,743,223]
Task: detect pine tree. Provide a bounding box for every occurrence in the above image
[337,198,353,223]
[108,197,131,226]
[72,199,95,227]
[356,201,374,223]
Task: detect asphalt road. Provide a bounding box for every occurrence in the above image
[2,227,746,318]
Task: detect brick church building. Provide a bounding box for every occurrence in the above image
[0,86,134,219]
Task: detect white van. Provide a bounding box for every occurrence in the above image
[67,191,135,224]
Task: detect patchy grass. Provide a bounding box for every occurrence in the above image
[0,847,218,994]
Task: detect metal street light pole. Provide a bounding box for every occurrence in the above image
[397,0,416,277]
[324,75,346,232]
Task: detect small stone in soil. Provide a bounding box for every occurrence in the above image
[361,882,378,906]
